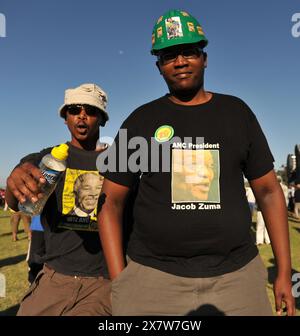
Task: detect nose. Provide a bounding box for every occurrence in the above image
[199,166,214,180]
[173,54,188,67]
[78,108,87,119]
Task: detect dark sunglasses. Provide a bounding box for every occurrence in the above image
[66,104,100,117]
[158,47,203,65]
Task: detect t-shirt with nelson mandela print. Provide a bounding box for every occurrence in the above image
[19,142,108,277]
[99,93,274,277]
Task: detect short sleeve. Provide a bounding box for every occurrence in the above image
[18,147,52,167]
[242,110,274,180]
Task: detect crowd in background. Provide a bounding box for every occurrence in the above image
[245,175,299,246]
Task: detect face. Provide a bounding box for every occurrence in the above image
[173,150,214,201]
[184,150,214,200]
[157,44,207,94]
[75,174,102,213]
[65,105,103,148]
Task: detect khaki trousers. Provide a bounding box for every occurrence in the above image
[112,255,273,316]
[17,265,111,316]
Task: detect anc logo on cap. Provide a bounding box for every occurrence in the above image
[187,22,195,32]
[157,26,163,38]
[180,11,190,17]
[197,26,204,35]
[154,125,174,143]
[157,16,163,24]
[152,33,155,45]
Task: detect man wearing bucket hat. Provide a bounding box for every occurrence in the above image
[97,9,295,316]
[6,83,111,315]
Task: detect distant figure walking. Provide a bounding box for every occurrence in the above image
[246,186,256,217]
[256,209,270,245]
[294,184,300,219]
[10,211,31,242]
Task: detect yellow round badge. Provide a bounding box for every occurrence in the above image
[154,125,174,142]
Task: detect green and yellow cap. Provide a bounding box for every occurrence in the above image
[151,9,208,55]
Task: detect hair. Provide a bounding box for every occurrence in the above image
[61,106,69,120]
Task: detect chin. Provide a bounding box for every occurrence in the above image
[192,192,208,201]
[171,78,203,94]
[173,84,200,95]
[75,134,89,141]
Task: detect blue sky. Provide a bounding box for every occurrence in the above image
[0,0,299,187]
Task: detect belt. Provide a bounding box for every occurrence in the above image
[44,263,101,279]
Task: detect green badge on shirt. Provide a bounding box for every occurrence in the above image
[154,125,174,142]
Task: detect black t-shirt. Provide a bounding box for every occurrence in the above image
[21,142,108,277]
[100,93,274,277]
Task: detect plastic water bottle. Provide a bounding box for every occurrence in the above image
[18,143,69,216]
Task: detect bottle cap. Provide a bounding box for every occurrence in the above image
[51,144,69,161]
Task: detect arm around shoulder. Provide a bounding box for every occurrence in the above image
[97,178,131,280]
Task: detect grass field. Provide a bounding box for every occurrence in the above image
[0,209,299,316]
[0,210,30,315]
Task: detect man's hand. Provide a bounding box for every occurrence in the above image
[6,162,46,206]
[274,275,296,316]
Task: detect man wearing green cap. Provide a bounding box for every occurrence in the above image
[98,10,295,316]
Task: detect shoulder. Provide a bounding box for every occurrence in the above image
[214,93,258,126]
[39,146,55,156]
[121,96,166,128]
[19,146,53,165]
[29,146,54,157]
[214,93,252,111]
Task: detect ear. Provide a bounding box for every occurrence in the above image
[156,61,162,75]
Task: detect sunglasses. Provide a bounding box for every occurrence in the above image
[158,47,203,65]
[66,104,101,117]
